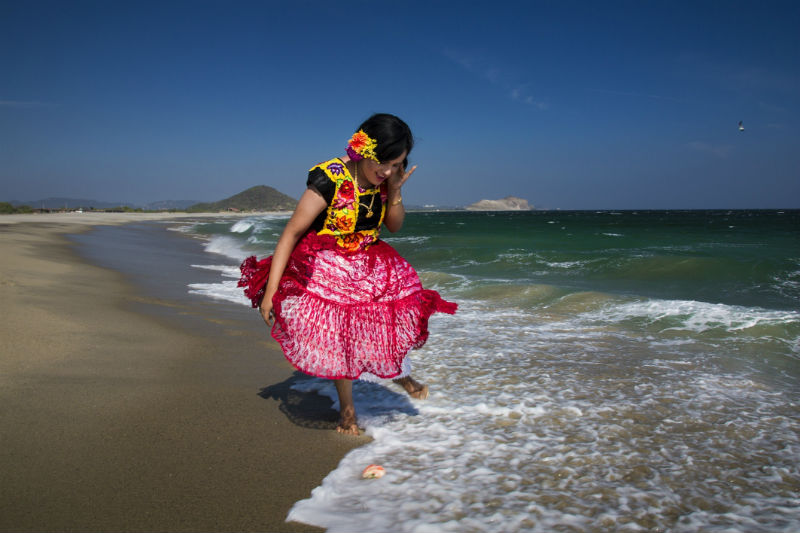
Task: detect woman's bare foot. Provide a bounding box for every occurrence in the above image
[334,379,360,435]
[393,376,429,400]
[336,422,360,435]
[336,408,360,435]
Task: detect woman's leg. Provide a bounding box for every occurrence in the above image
[334,379,359,435]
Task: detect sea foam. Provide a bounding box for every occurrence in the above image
[286,300,800,532]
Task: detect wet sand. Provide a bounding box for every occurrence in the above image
[0,213,366,532]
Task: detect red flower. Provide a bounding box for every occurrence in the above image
[338,180,354,199]
[333,180,355,209]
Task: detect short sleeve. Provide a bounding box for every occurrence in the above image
[307,167,335,205]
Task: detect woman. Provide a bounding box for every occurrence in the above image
[239,113,456,435]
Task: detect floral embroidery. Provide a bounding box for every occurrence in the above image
[346,130,380,163]
[327,161,345,176]
[338,233,362,250]
[327,211,354,233]
[332,180,355,209]
[312,158,385,253]
[334,231,378,253]
[360,233,376,249]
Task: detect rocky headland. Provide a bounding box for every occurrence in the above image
[465,196,533,211]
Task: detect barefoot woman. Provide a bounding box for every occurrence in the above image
[239,113,456,435]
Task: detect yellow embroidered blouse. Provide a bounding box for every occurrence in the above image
[307,158,388,252]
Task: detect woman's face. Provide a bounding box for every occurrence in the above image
[358,150,408,188]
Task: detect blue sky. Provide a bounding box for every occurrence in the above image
[2,0,798,209]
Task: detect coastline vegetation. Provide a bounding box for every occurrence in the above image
[0,202,179,215]
[1,185,298,215]
[1,202,34,214]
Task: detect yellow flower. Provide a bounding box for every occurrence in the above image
[346,130,380,162]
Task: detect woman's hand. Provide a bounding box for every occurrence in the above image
[259,290,276,326]
[384,164,414,233]
[388,164,417,192]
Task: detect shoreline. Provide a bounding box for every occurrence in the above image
[0,210,292,225]
[0,213,365,532]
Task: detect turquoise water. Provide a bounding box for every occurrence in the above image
[397,210,799,309]
[179,210,799,532]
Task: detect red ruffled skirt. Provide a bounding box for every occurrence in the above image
[238,232,457,380]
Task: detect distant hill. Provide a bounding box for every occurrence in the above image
[466,196,533,211]
[186,185,297,213]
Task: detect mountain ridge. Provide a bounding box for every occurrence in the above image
[186,185,297,212]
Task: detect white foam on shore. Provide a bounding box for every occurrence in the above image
[187,280,248,305]
[190,264,240,277]
[286,300,800,532]
[187,263,248,303]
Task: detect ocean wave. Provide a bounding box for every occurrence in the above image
[459,283,565,308]
[578,298,800,359]
[384,235,431,245]
[190,264,240,277]
[202,235,250,261]
[416,271,471,293]
[187,279,247,305]
[166,224,197,233]
[229,215,287,235]
[537,258,595,269]
[599,299,800,333]
[773,263,800,301]
[287,300,800,532]
[229,219,256,233]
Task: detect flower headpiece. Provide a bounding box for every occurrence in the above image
[346,130,380,163]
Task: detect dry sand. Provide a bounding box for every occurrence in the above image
[0,213,366,532]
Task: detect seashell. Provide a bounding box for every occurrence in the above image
[361,464,385,479]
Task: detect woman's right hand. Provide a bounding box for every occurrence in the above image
[259,291,276,326]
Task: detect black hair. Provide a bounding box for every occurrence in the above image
[356,113,414,165]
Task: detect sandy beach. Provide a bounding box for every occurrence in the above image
[0,212,366,532]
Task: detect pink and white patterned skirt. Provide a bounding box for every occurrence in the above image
[239,231,457,380]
